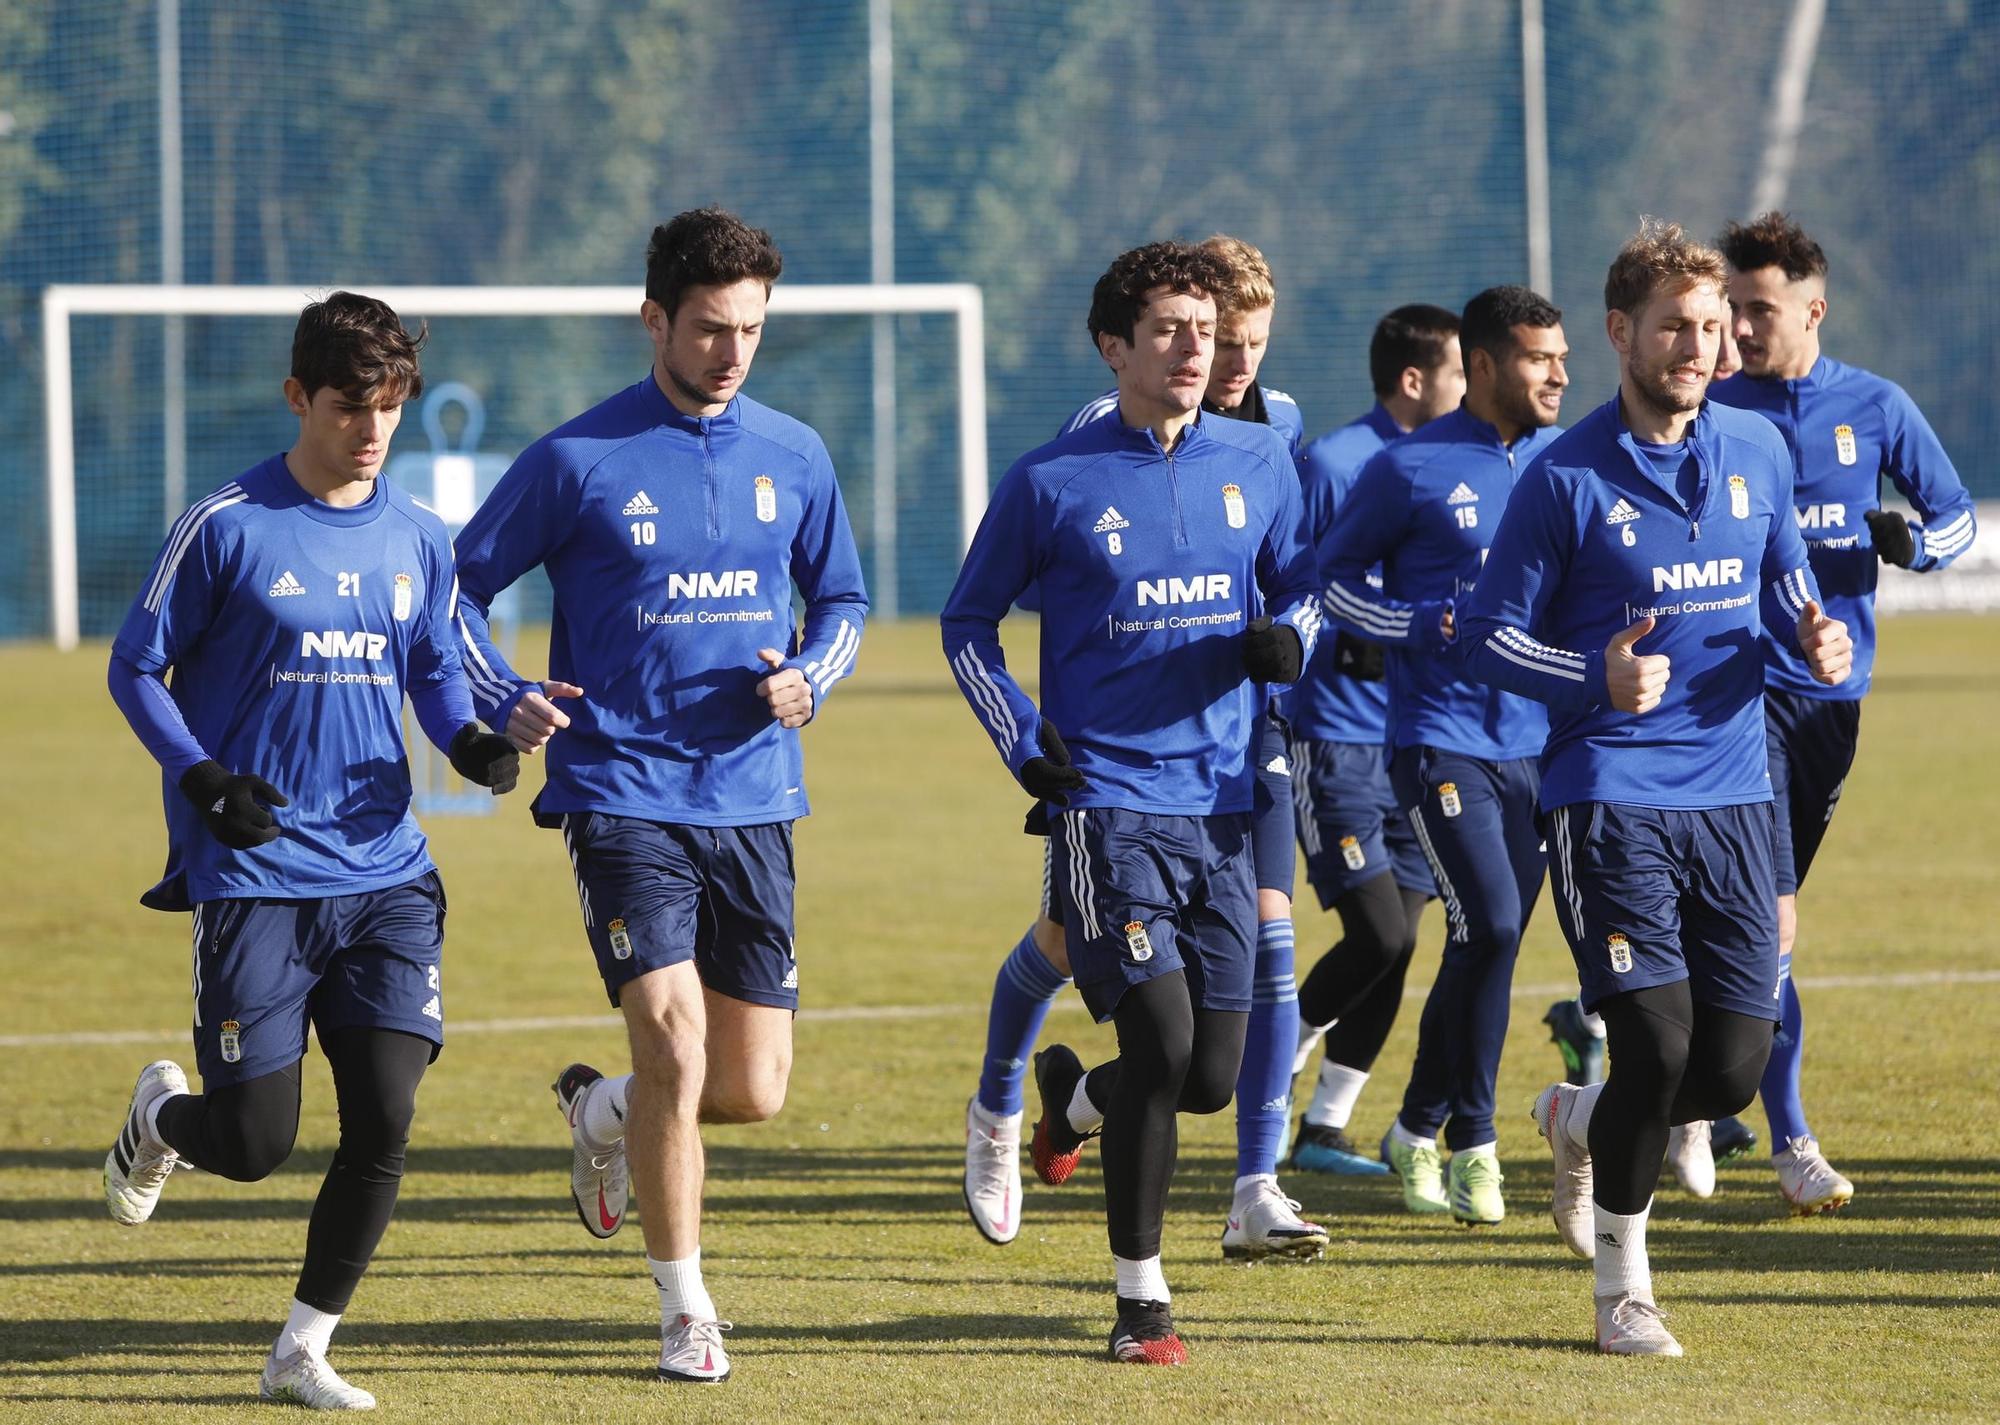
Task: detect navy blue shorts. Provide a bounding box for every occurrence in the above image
[1765,688,1861,896]
[1293,739,1436,907]
[190,871,446,1089]
[1252,712,1298,899]
[1545,801,1781,1021]
[560,813,799,1011]
[1049,808,1257,1022]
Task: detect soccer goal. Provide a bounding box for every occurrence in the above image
[40,282,989,650]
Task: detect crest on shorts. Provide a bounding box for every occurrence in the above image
[1222,483,1246,529]
[1438,782,1463,819]
[393,572,414,621]
[1124,920,1154,963]
[1607,933,1634,974]
[607,918,634,961]
[754,475,778,523]
[219,1019,242,1063]
[1834,424,1858,466]
[1339,834,1367,871]
[1728,475,1749,520]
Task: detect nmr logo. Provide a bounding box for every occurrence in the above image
[301,630,388,660]
[665,570,759,599]
[1650,559,1743,595]
[1136,574,1232,606]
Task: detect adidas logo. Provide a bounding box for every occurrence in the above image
[1265,755,1289,776]
[623,491,660,516]
[1446,482,1479,505]
[268,571,306,597]
[421,995,442,1022]
[1606,498,1642,524]
[781,966,799,990]
[1260,1095,1290,1113]
[1093,506,1130,533]
[1596,1230,1620,1247]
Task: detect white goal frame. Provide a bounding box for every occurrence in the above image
[41,282,988,649]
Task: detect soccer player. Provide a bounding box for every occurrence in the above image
[1319,286,1567,1225]
[451,208,869,1385]
[1463,220,1851,1355]
[1703,211,1976,1214]
[943,241,1320,1363]
[101,292,520,1409]
[963,235,1328,1262]
[1288,305,1463,1176]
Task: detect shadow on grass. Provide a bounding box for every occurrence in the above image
[0,1141,968,1177]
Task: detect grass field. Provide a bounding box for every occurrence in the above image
[3,615,1998,1422]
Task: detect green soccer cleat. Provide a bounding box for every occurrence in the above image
[1379,1130,1450,1215]
[1448,1149,1505,1227]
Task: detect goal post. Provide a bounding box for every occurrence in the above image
[40,282,989,650]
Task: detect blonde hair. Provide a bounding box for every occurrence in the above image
[1604,216,1726,315]
[1200,233,1275,314]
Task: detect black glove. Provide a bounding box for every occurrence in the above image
[1019,719,1086,807]
[1241,615,1304,683]
[178,760,288,849]
[448,722,521,795]
[1334,630,1387,682]
[1865,508,1917,568]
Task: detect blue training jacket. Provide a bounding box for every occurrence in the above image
[1319,405,1558,762]
[941,411,1321,816]
[1709,356,1976,701]
[1460,396,1821,811]
[453,375,869,828]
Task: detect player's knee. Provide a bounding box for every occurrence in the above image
[1176,1061,1236,1115]
[1030,917,1069,974]
[1610,1025,1691,1105]
[1776,895,1798,958]
[704,1053,790,1124]
[628,1023,706,1105]
[1256,888,1291,923]
[213,1113,297,1182]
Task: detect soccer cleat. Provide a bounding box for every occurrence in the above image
[1289,1121,1392,1177]
[1379,1130,1451,1215]
[657,1314,732,1384]
[1533,1082,1596,1258]
[1774,1135,1854,1216]
[1029,1044,1095,1186]
[1666,1120,1716,1198]
[963,1098,1022,1245]
[1220,1182,1329,1262]
[1108,1298,1187,1365]
[1595,1294,1684,1357]
[1543,999,1606,1085]
[553,1063,628,1239]
[259,1349,378,1409]
[104,1059,188,1226]
[1710,1114,1758,1164]
[1447,1150,1505,1227]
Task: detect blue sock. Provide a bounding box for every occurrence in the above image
[1235,918,1297,1178]
[1760,956,1810,1145]
[976,928,1070,1116]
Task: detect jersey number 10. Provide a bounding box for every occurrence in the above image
[630,522,657,546]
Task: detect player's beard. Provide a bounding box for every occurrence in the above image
[1498,379,1560,432]
[665,358,735,412]
[1630,354,1708,420]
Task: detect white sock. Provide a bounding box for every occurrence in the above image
[1291,1015,1331,1075]
[649,1251,717,1324]
[1113,1253,1170,1303]
[580,1073,632,1148]
[1562,1081,1605,1154]
[1592,1200,1653,1301]
[1232,1172,1278,1207]
[143,1093,175,1149]
[1456,1139,1498,1159]
[1581,1010,1606,1038]
[1390,1118,1434,1150]
[969,1098,1021,1133]
[1304,1062,1369,1129]
[277,1298,339,1362]
[1067,1075,1104,1136]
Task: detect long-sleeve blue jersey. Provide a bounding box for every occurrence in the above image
[1708,356,1975,701]
[1064,383,1305,458]
[453,375,869,828]
[1291,403,1406,744]
[112,459,471,909]
[941,412,1321,815]
[1319,406,1558,761]
[1460,396,1821,811]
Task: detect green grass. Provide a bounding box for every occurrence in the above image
[3,616,1998,1421]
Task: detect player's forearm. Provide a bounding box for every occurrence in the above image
[453,595,535,724]
[1460,617,1606,712]
[1321,574,1448,650]
[106,651,209,778]
[942,625,1037,772]
[1915,505,1977,572]
[1269,592,1323,661]
[794,600,868,707]
[409,675,479,756]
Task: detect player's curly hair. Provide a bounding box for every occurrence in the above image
[1200,233,1276,315]
[1087,240,1233,347]
[291,291,426,403]
[647,207,784,318]
[1604,217,1727,314]
[1718,211,1828,283]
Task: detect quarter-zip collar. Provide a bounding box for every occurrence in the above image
[1610,397,1715,537]
[641,370,742,437]
[1109,406,1211,462]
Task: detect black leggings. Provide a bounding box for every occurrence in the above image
[1080,973,1247,1261]
[157,1027,432,1313]
[1297,876,1427,1073]
[1589,981,1772,1214]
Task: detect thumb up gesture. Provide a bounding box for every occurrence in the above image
[1797,601,1853,687]
[1605,616,1671,714]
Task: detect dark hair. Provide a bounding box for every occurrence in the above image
[1460,285,1562,362]
[1606,217,1726,314]
[646,206,784,318]
[1717,210,1828,283]
[291,291,425,402]
[1369,303,1461,395]
[1087,240,1233,346]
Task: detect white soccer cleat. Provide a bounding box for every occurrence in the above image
[553,1063,628,1239]
[962,1098,1022,1245]
[1532,1082,1595,1259]
[1220,1181,1329,1262]
[260,1349,378,1409]
[105,1060,188,1226]
[658,1314,732,1384]
[1666,1120,1716,1198]
[1595,1294,1684,1357]
[1774,1135,1854,1216]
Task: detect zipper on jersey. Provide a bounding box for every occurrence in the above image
[702,427,719,539]
[1165,453,1188,547]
